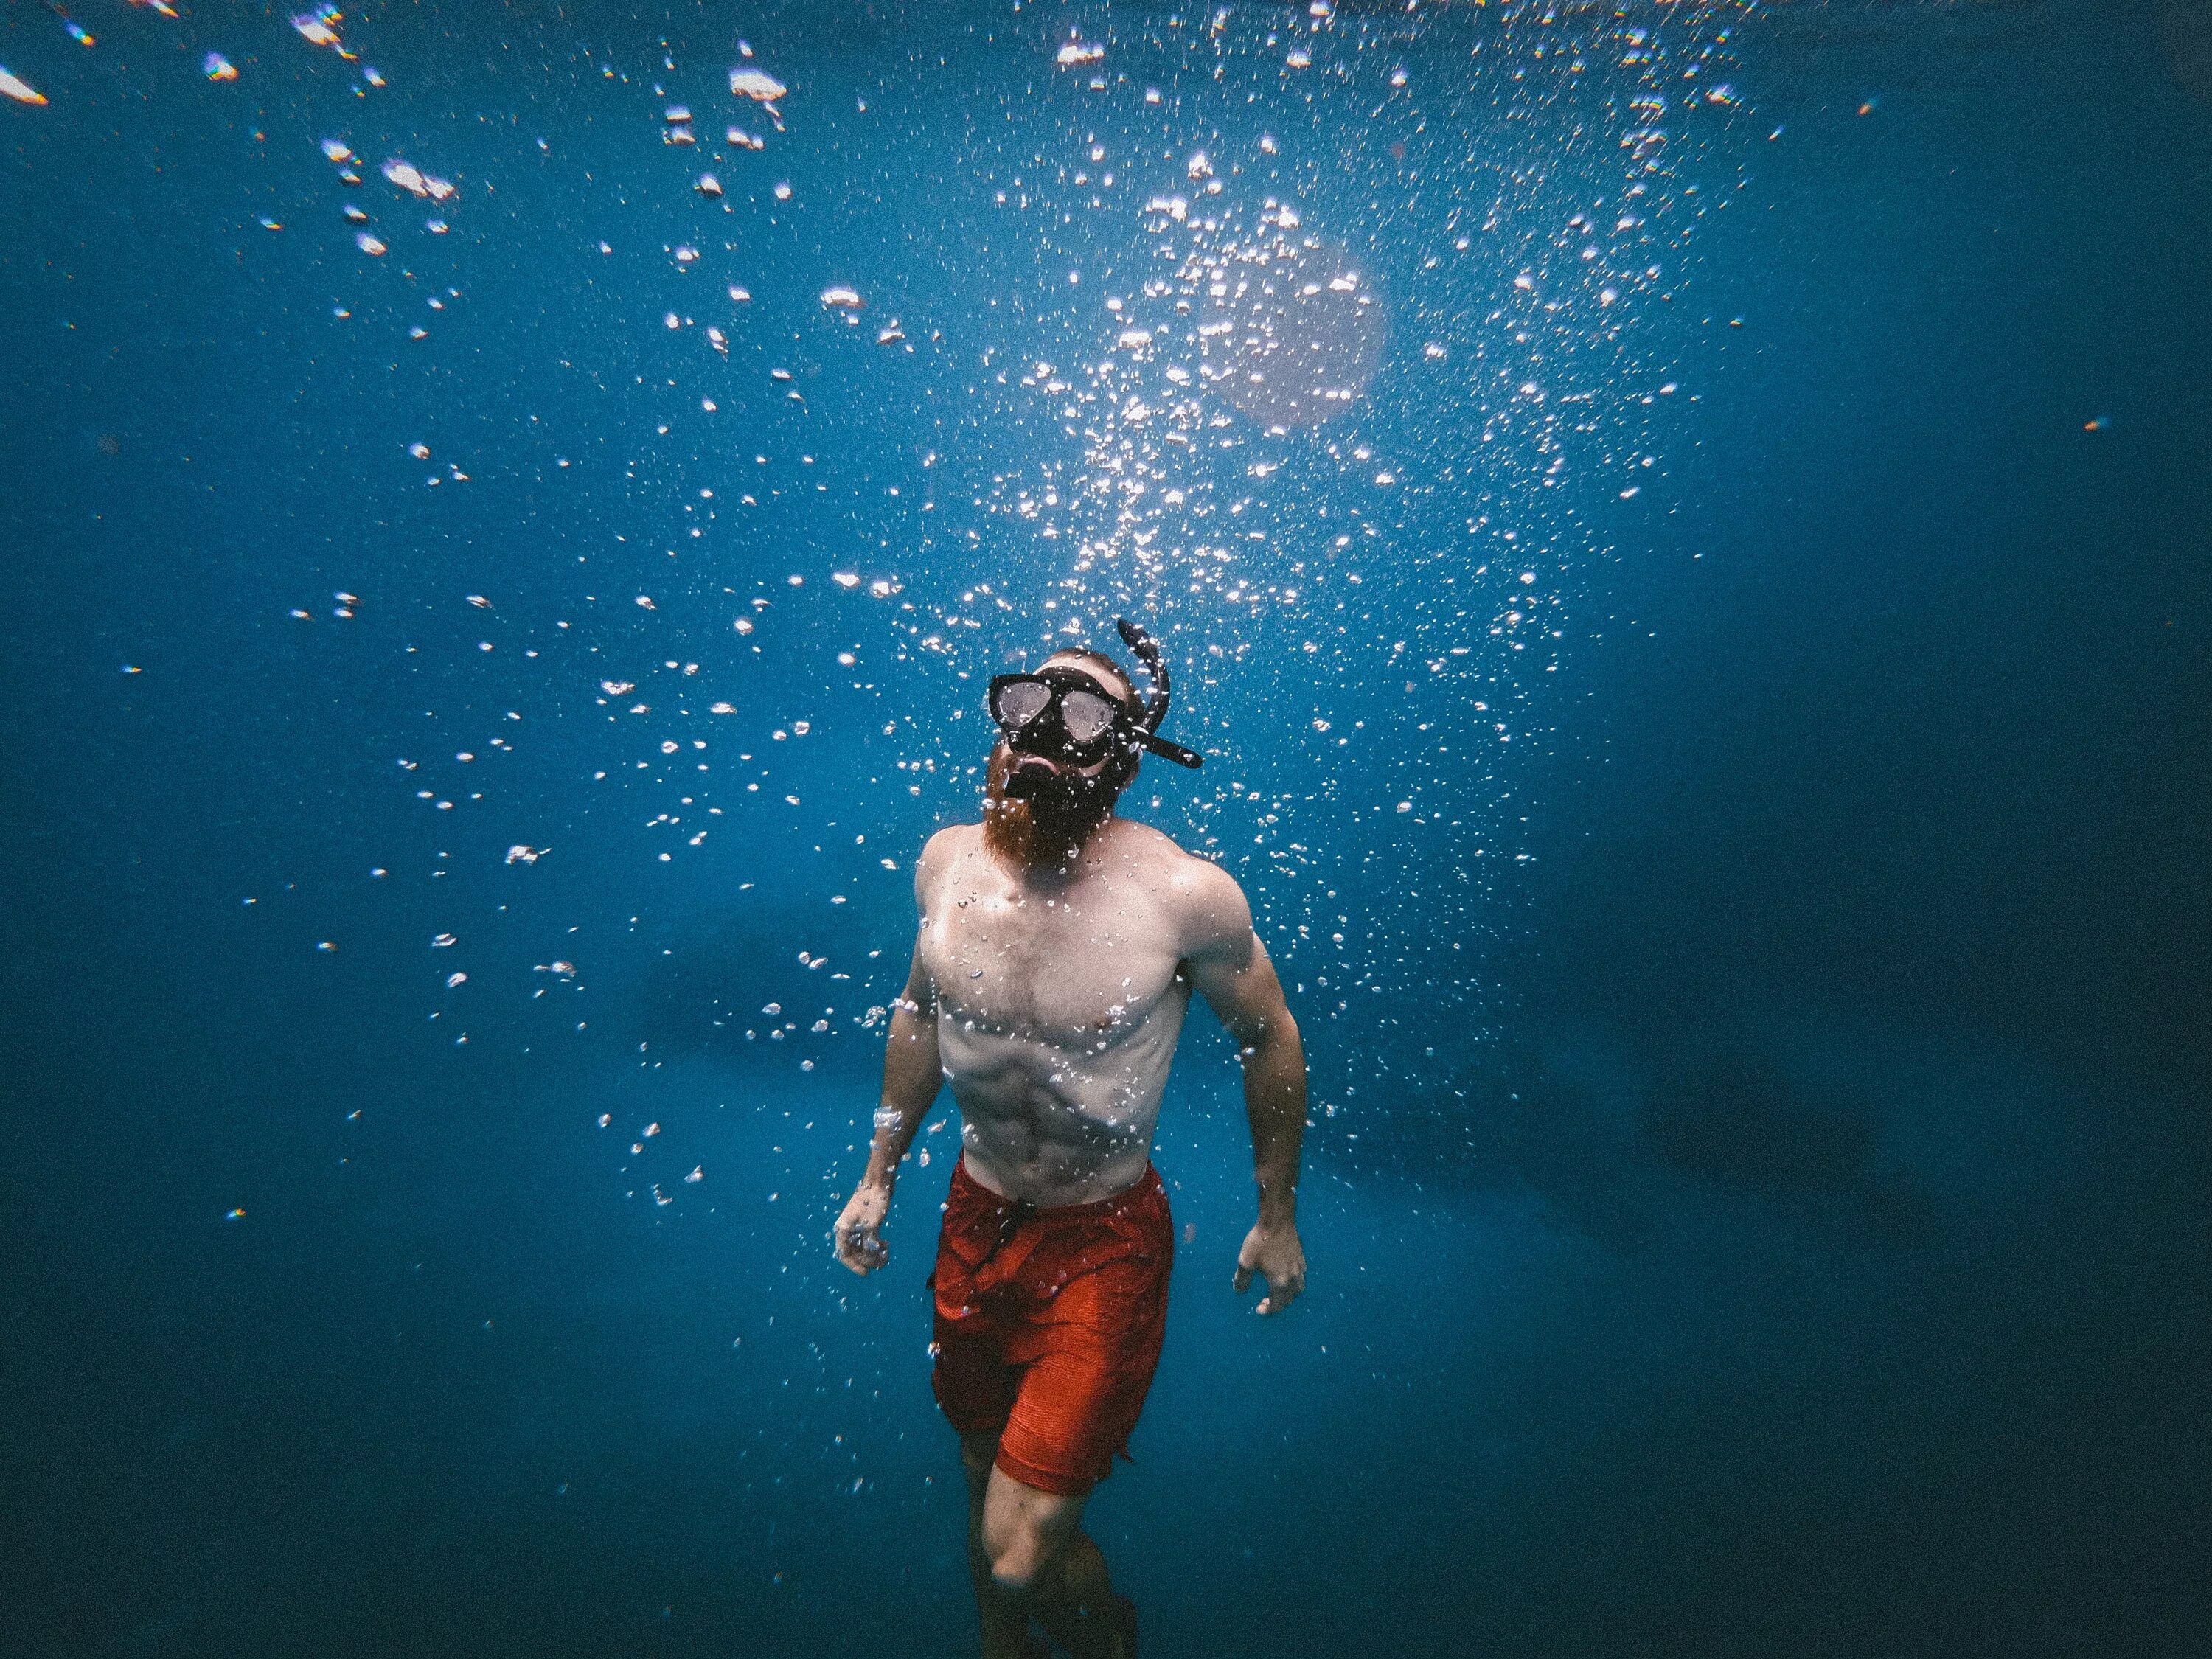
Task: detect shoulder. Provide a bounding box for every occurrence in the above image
[1110,822,1250,953]
[914,823,979,904]
[919,822,976,869]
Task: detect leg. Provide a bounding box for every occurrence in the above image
[1032,1526,1135,1659]
[938,1171,1169,1658]
[963,1432,1043,1659]
[981,1463,1133,1659]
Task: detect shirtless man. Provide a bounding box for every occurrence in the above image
[833,622,1309,1659]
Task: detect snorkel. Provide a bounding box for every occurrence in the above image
[1113,616,1205,771]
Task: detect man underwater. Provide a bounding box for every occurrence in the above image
[834,619,1310,1659]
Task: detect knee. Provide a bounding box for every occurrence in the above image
[983,1520,1051,1597]
[987,1540,1044,1599]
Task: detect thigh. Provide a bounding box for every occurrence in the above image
[960,1429,1000,1500]
[993,1344,1135,1495]
[994,1257,1170,1497]
[933,1304,1021,1440]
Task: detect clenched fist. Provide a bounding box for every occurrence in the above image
[833,1180,893,1274]
[1233,1217,1306,1315]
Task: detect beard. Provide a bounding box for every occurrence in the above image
[982,741,1122,872]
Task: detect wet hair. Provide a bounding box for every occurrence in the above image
[1039,647,1134,706]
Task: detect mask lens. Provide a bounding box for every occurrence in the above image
[994,680,1051,730]
[1060,690,1118,745]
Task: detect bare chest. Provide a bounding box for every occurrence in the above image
[922,869,1184,1049]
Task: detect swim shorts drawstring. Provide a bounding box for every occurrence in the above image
[973,1197,1036,1273]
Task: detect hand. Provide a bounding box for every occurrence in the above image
[833,1180,892,1275]
[1233,1217,1306,1315]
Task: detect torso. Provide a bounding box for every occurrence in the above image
[917,818,1203,1207]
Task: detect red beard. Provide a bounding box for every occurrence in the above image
[981,741,1120,872]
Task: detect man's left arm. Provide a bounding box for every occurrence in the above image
[1182,863,1308,1316]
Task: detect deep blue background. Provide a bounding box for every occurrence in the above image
[3,2,2207,1655]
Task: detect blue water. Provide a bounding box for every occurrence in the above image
[4,2,2208,1655]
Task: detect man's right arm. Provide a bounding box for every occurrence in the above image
[832,844,947,1273]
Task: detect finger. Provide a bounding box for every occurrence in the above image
[1232,1265,1253,1294]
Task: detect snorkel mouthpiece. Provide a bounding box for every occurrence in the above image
[1003,755,1059,799]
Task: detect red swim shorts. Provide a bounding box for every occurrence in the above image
[930,1156,1175,1498]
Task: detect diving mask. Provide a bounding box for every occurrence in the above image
[986,618,1205,776]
